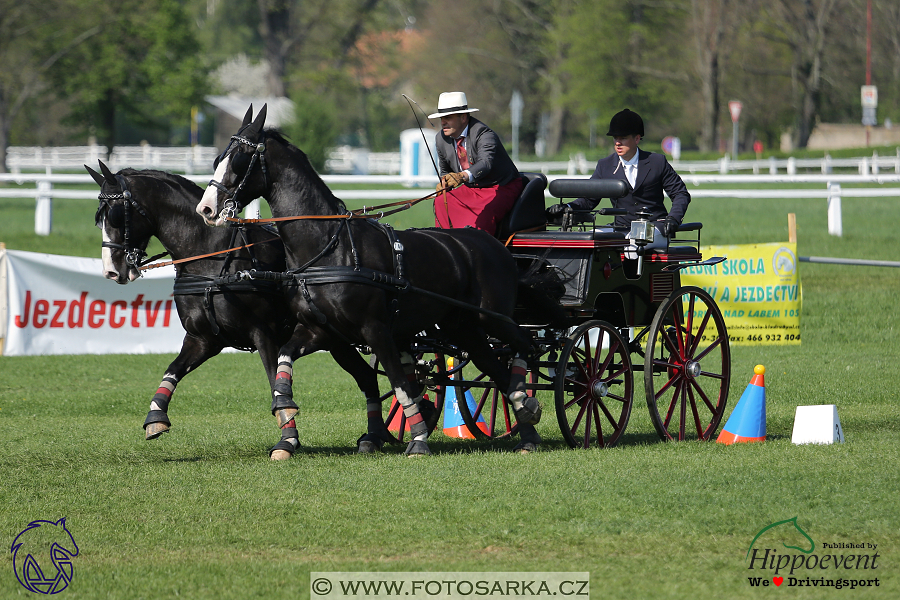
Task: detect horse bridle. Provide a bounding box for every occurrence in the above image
[208,133,269,221]
[95,174,167,269]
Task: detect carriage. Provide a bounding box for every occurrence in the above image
[190,105,733,455]
[373,174,732,449]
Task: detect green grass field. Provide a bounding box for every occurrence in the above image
[1,183,898,598]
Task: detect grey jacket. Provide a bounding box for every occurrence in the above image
[435,117,519,188]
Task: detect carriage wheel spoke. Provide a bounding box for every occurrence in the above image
[689,311,713,355]
[689,376,718,415]
[662,377,683,431]
[693,336,723,363]
[686,384,704,438]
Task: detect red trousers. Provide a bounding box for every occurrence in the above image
[434,177,524,236]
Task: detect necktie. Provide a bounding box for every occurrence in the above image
[626,163,636,188]
[456,137,470,170]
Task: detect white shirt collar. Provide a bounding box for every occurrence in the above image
[620,149,639,169]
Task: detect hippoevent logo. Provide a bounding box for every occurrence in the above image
[10,518,79,594]
[746,517,880,590]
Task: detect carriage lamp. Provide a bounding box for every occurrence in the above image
[625,210,655,275]
[628,209,655,245]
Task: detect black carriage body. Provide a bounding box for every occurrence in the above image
[509,229,701,328]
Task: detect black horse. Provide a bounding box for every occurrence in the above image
[88,162,384,459]
[196,105,550,455]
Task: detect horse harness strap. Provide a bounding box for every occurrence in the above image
[236,265,519,327]
[173,274,284,352]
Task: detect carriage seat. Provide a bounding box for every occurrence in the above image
[496,172,548,240]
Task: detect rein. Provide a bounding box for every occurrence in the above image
[222,190,442,225]
[139,235,281,271]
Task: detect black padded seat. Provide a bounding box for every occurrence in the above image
[496,172,548,240]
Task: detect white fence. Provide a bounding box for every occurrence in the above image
[9,144,900,176]
[7,145,221,175]
[2,172,899,239]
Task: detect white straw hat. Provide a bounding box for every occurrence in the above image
[427,92,480,119]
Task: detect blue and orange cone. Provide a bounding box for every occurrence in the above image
[717,364,767,444]
[442,357,489,438]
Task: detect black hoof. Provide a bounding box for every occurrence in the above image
[269,439,297,459]
[357,432,388,454]
[403,440,432,456]
[512,440,539,454]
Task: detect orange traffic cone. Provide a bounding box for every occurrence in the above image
[717,365,766,444]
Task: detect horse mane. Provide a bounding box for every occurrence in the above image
[263,128,349,214]
[119,168,204,197]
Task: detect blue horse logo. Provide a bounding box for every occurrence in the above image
[11,518,79,594]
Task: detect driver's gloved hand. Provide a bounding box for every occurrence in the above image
[546,203,570,219]
[662,216,680,237]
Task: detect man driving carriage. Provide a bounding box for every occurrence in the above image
[546,108,691,237]
[431,91,524,236]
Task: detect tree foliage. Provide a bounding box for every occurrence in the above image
[49,0,208,149]
[2,0,899,167]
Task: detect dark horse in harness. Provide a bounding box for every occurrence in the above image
[196,105,550,455]
[88,162,386,458]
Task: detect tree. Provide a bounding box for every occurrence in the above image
[0,0,100,171]
[760,0,847,148]
[49,0,208,150]
[558,1,689,148]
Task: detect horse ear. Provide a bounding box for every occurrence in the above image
[248,104,267,134]
[242,104,253,127]
[85,164,105,187]
[98,160,117,185]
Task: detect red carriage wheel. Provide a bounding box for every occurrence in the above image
[644,286,731,441]
[554,320,633,448]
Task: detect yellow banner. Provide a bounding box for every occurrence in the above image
[681,242,801,345]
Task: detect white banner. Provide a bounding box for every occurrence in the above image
[2,249,184,356]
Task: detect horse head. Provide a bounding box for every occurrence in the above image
[87,161,155,284]
[197,104,270,226]
[11,518,79,594]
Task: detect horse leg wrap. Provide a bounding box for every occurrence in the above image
[270,419,299,459]
[271,363,298,427]
[358,400,392,454]
[401,399,429,442]
[507,358,542,426]
[144,377,176,439]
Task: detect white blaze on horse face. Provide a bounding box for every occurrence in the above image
[198,156,231,226]
[100,219,117,279]
[101,218,139,283]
